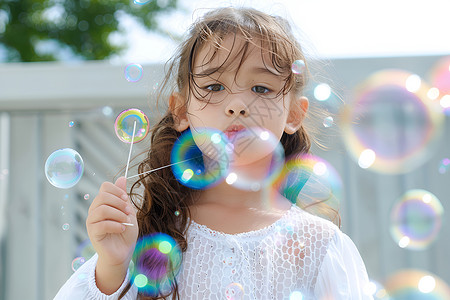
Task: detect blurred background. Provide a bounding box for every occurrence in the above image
[0,0,449,299]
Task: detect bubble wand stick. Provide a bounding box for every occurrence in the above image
[122,120,137,227]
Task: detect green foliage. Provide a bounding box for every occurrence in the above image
[0,0,179,62]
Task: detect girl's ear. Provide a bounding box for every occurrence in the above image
[284,96,309,134]
[169,92,190,132]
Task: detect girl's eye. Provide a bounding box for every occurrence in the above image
[252,86,270,94]
[205,84,225,92]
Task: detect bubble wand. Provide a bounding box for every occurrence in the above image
[122,120,137,227]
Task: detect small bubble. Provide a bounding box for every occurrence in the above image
[124,63,143,82]
[323,116,334,127]
[69,121,75,127]
[174,210,180,216]
[62,223,70,231]
[291,60,305,74]
[84,194,90,200]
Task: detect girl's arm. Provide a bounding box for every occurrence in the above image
[314,230,374,299]
[54,253,138,300]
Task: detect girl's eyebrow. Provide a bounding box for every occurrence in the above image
[195,66,281,77]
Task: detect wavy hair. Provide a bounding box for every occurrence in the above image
[120,6,329,299]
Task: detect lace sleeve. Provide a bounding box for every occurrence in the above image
[53,253,138,300]
[314,230,373,299]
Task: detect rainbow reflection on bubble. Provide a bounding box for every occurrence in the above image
[274,153,342,225]
[225,128,284,192]
[131,233,182,297]
[124,63,143,82]
[45,148,84,189]
[341,69,444,174]
[385,269,450,299]
[114,108,149,143]
[390,189,443,250]
[171,128,231,190]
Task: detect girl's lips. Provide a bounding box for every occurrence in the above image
[224,125,246,139]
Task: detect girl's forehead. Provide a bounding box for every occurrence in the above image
[193,34,282,76]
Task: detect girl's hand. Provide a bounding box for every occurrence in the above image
[86,176,138,290]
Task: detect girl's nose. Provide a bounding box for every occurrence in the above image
[225,97,249,117]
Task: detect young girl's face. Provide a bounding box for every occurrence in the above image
[176,34,307,164]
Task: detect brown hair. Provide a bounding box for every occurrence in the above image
[121,6,319,299]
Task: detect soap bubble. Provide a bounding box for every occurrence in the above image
[390,189,443,250]
[45,148,84,189]
[124,63,143,82]
[275,153,342,225]
[291,60,305,74]
[225,127,284,191]
[385,269,450,298]
[225,282,245,300]
[341,69,444,174]
[171,128,231,190]
[114,108,149,143]
[131,233,182,296]
[71,257,86,272]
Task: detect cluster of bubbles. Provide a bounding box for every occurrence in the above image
[384,269,450,298]
[45,148,84,189]
[131,233,182,296]
[390,189,443,250]
[114,108,149,144]
[341,69,444,174]
[274,153,342,224]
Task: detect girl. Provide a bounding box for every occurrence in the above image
[55,6,372,300]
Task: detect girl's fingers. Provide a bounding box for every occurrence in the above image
[89,220,126,235]
[88,191,130,215]
[88,204,130,225]
[100,181,128,200]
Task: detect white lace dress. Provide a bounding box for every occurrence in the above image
[55,205,373,299]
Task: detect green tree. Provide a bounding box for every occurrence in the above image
[0,0,179,62]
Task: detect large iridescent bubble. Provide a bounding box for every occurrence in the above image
[341,69,444,174]
[131,233,182,297]
[171,128,231,190]
[225,127,285,192]
[114,108,149,143]
[390,189,443,250]
[274,153,342,225]
[385,269,450,298]
[45,148,84,189]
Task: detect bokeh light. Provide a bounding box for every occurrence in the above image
[131,233,182,297]
[438,158,450,174]
[45,148,84,189]
[384,269,450,299]
[124,63,143,82]
[171,128,231,189]
[275,153,342,224]
[314,83,331,101]
[341,69,444,174]
[363,280,390,299]
[390,189,443,250]
[114,108,149,143]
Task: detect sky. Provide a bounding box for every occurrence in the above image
[111,0,450,64]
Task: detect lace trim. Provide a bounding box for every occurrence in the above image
[189,204,298,239]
